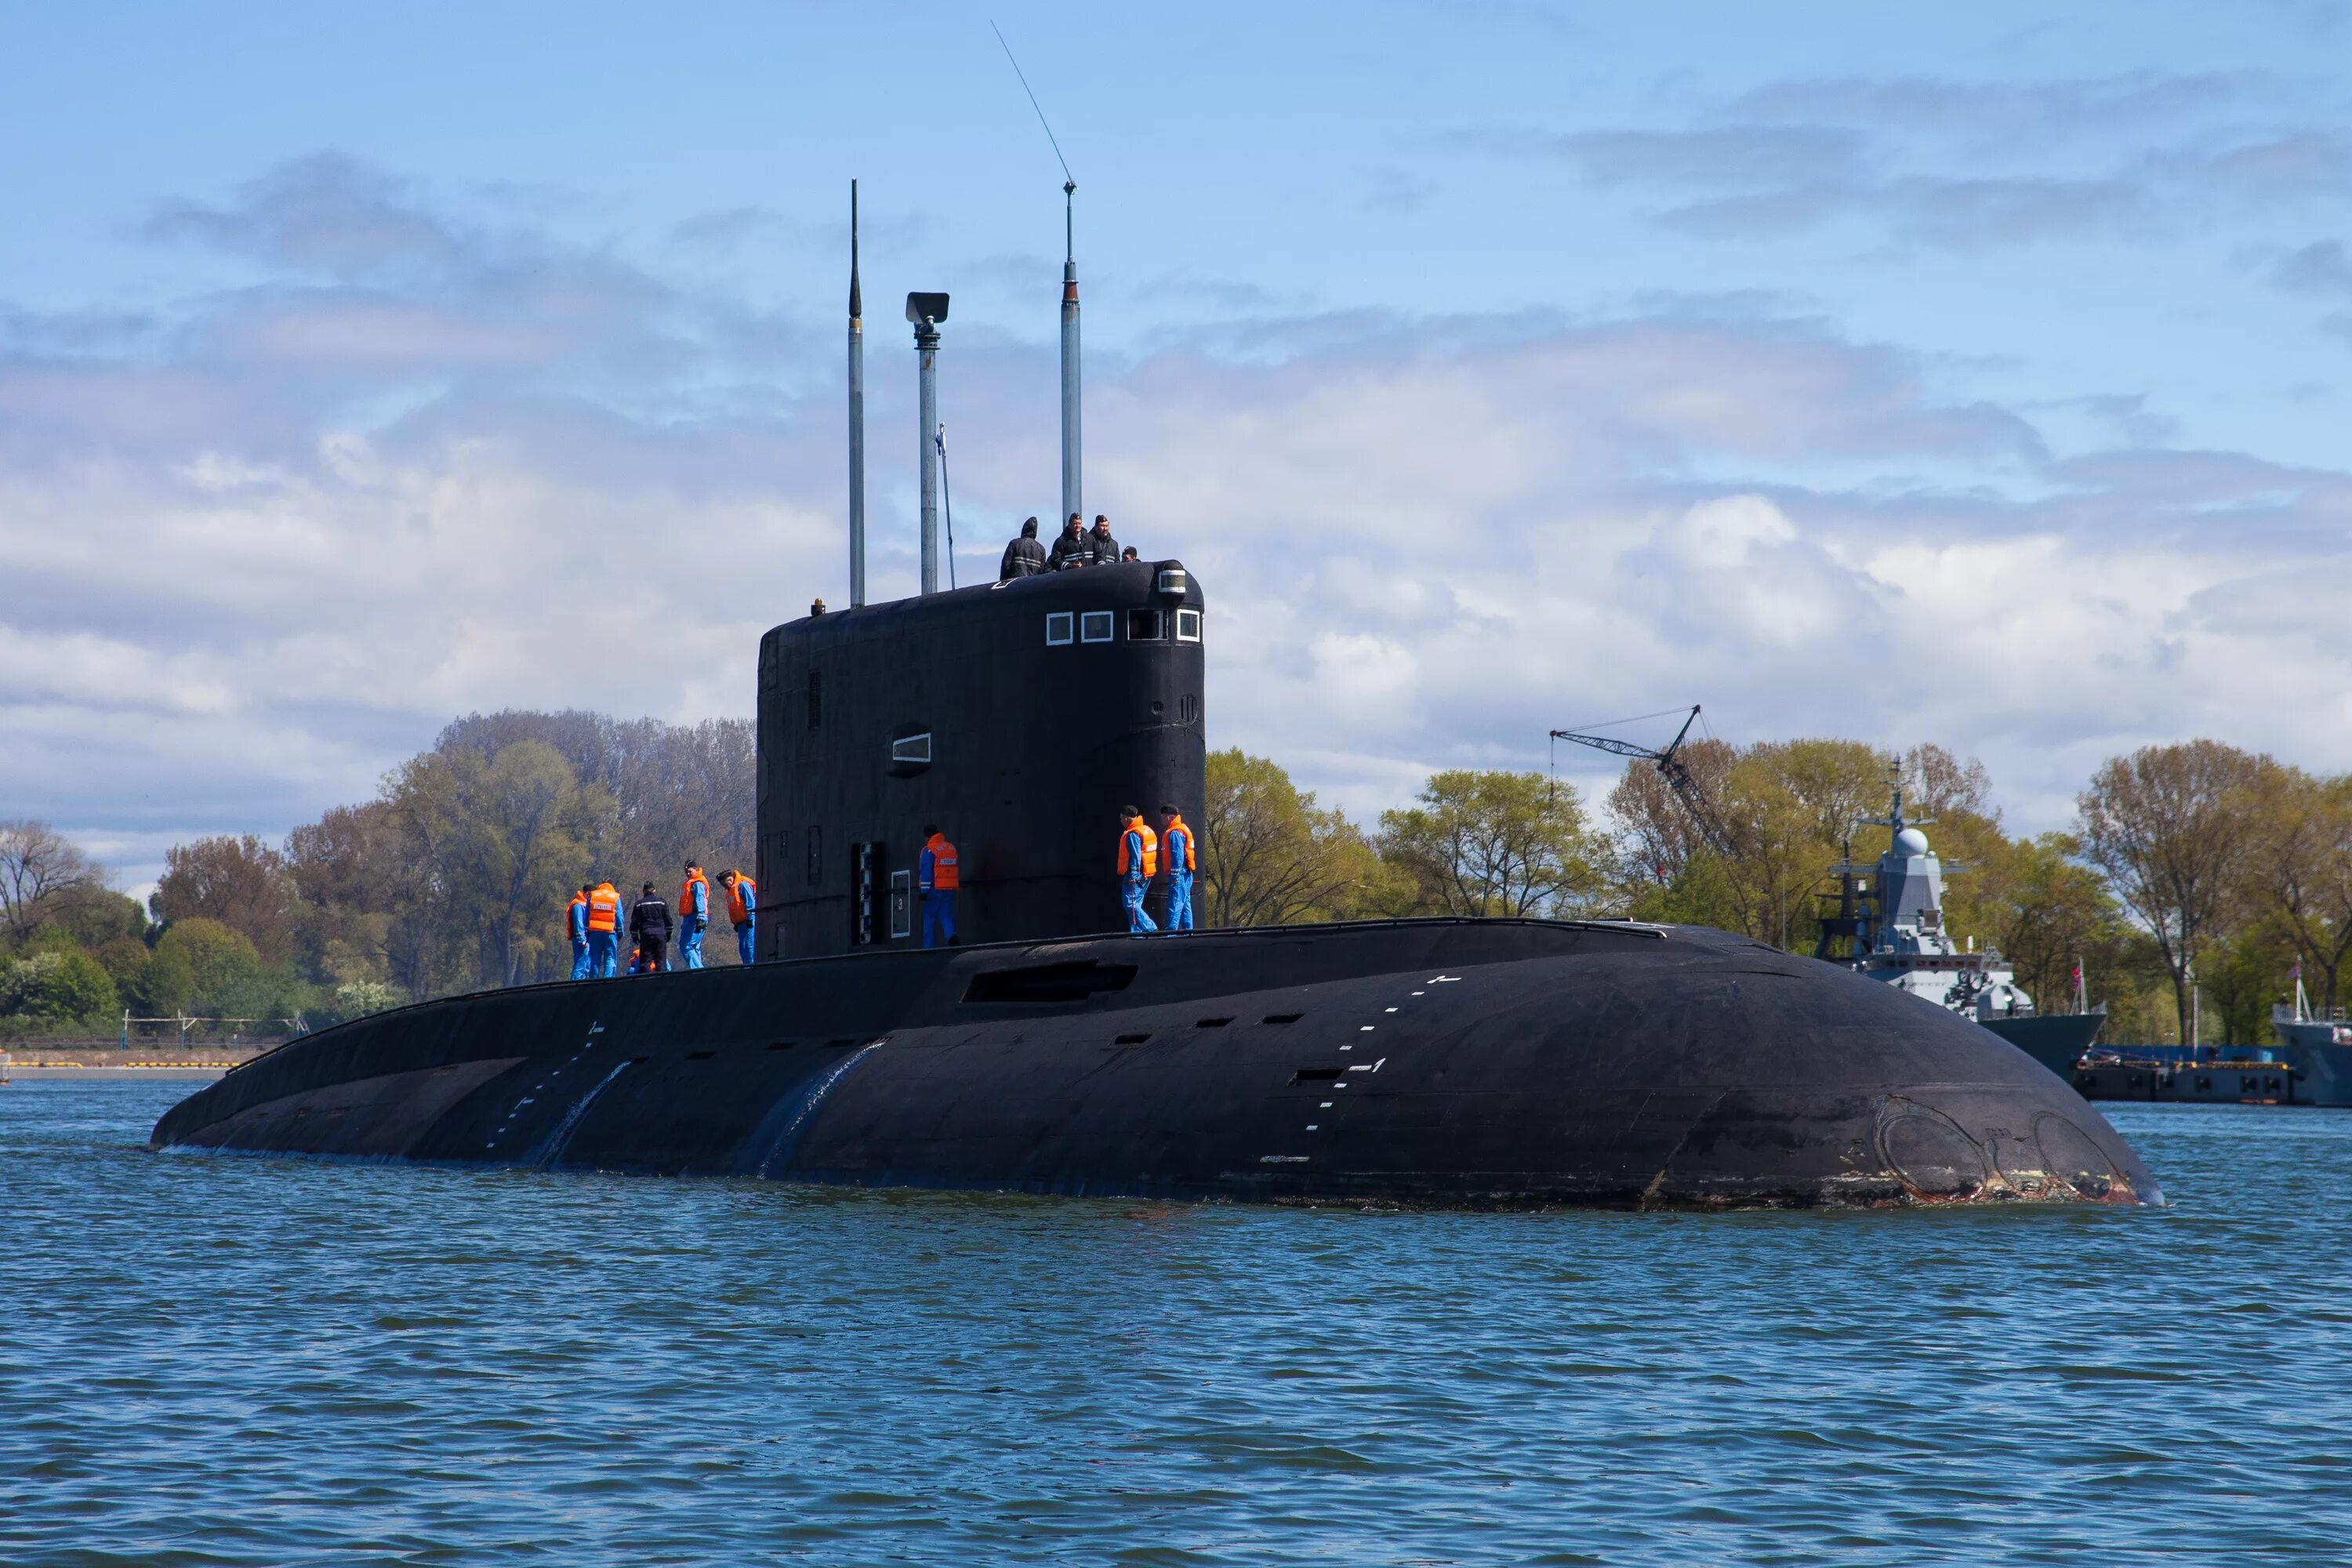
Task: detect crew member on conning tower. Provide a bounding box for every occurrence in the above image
[1000,516,1046,580]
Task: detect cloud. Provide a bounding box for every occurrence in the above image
[2277,239,2352,293]
[1514,70,2352,249]
[7,152,2352,882]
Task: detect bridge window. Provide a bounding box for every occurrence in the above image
[1127,608,1167,641]
[1176,608,1202,643]
[891,733,932,764]
[1080,611,1114,643]
[1045,612,1073,645]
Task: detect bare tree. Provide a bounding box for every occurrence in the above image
[0,820,98,942]
[2077,740,2263,1047]
[152,834,296,960]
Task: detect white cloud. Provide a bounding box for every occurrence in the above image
[5,153,2351,881]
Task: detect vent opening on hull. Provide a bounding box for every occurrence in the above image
[1290,1067,1345,1083]
[963,960,1138,1004]
[1196,1017,1232,1028]
[1116,1033,1152,1044]
[684,1051,716,1061]
[1263,1012,1303,1024]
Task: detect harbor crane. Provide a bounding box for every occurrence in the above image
[1550,705,1740,858]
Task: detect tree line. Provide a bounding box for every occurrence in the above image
[5,720,2334,1050]
[1,711,752,1038]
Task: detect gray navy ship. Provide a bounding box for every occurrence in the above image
[147,192,2161,1209]
[1816,782,2107,1078]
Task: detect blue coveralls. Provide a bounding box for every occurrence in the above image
[730,875,757,964]
[920,840,956,948]
[568,897,591,979]
[679,874,708,969]
[1163,822,1195,932]
[1121,825,1158,934]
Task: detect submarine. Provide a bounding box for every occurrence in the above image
[150,196,2161,1210]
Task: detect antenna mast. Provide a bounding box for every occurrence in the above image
[992,20,1081,532]
[847,180,866,608]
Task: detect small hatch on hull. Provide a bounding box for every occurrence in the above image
[962,960,1139,1004]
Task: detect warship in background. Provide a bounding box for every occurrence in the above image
[1814,780,2107,1078]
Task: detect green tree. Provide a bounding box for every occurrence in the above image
[0,820,98,946]
[2200,913,2298,1048]
[1198,750,1391,927]
[1379,770,1607,918]
[150,919,264,1015]
[2243,764,2352,1013]
[2078,740,2265,1050]
[1,947,118,1028]
[390,739,614,988]
[1990,833,2127,1014]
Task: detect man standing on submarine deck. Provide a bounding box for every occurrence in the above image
[567,884,592,979]
[584,879,623,978]
[919,826,959,947]
[1118,807,1159,934]
[721,868,757,965]
[678,862,710,970]
[1160,805,1196,932]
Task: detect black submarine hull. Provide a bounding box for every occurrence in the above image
[151,918,2159,1209]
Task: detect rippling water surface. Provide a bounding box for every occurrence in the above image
[5,1080,2350,1565]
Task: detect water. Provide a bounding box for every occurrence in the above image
[5,1081,2349,1566]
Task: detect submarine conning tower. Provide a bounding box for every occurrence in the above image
[756,560,1206,957]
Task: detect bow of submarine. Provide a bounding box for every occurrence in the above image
[147,917,2158,1209]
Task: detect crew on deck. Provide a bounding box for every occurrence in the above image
[1118,806,1159,934]
[722,869,757,964]
[1160,805,1195,932]
[567,884,592,979]
[920,825,960,947]
[678,862,710,969]
[630,883,672,973]
[585,880,622,978]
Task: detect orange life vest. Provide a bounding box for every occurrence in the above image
[724,872,756,924]
[680,869,710,920]
[1119,818,1159,878]
[586,883,621,933]
[1163,815,1195,873]
[567,892,588,935]
[924,833,960,891]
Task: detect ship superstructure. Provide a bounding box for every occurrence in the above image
[1817,779,2104,1076]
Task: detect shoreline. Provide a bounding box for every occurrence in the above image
[2,1047,267,1082]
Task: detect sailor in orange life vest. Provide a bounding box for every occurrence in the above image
[567,884,592,979]
[720,869,757,964]
[677,862,710,969]
[583,880,623,978]
[1118,806,1160,934]
[1159,804,1195,932]
[919,825,960,948]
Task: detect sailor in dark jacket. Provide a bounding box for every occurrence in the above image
[628,883,672,973]
[1046,513,1088,571]
[1085,514,1122,566]
[1000,516,1047,580]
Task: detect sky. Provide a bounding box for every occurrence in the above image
[3,1,2350,893]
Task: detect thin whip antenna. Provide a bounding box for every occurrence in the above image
[990,20,1074,186]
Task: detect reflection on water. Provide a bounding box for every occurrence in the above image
[3,1083,2349,1565]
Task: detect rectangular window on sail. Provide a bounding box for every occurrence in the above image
[1045,612,1073,646]
[1127,608,1166,641]
[1175,608,1202,643]
[1080,611,1114,643]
